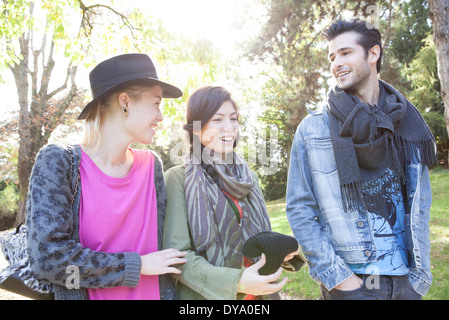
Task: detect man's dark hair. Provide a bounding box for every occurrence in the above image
[323,19,383,73]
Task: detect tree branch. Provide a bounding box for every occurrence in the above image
[76,0,136,39]
[382,0,393,49]
[45,62,73,100]
[39,33,56,98]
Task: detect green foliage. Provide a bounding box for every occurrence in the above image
[0,0,85,66]
[403,34,444,114]
[0,183,18,213]
[0,138,19,184]
[422,112,449,165]
[0,0,33,81]
[401,33,448,164]
[422,112,449,141]
[104,9,222,136]
[245,0,386,200]
[0,0,224,224]
[388,0,432,65]
[244,0,448,199]
[0,182,19,230]
[245,0,336,199]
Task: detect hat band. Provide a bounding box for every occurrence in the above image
[91,71,159,98]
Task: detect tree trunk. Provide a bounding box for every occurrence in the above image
[5,1,131,226]
[11,31,78,225]
[429,0,449,162]
[12,36,32,226]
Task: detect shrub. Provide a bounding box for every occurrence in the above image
[0,183,18,231]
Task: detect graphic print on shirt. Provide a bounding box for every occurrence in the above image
[349,168,410,275]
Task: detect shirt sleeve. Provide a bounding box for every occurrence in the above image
[286,125,353,290]
[163,166,244,300]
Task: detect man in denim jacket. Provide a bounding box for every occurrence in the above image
[286,19,437,300]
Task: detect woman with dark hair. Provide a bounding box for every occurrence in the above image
[163,86,300,300]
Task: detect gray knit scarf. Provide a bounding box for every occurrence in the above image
[184,148,271,268]
[327,79,437,212]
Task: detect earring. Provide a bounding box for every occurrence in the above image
[122,104,128,116]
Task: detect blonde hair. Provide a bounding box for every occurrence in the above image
[80,84,156,150]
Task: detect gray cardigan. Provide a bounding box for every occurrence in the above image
[25,143,176,300]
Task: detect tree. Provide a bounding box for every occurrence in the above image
[1,0,148,224]
[1,0,224,225]
[244,0,448,199]
[388,0,432,65]
[378,0,447,164]
[382,0,432,96]
[2,0,79,224]
[403,33,444,114]
[428,0,449,161]
[403,33,448,164]
[244,0,382,199]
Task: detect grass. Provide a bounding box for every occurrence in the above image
[267,198,321,300]
[267,166,449,300]
[426,166,449,300]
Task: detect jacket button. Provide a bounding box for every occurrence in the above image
[365,250,372,257]
[357,222,364,228]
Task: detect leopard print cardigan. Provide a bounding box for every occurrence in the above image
[25,143,177,300]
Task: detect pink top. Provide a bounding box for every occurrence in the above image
[79,148,160,300]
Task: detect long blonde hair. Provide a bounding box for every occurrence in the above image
[80,85,156,151]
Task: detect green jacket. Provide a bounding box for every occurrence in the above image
[163,165,263,300]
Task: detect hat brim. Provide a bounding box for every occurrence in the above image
[77,77,182,120]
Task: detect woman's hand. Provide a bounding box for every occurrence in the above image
[140,248,187,276]
[237,254,288,296]
[284,249,300,262]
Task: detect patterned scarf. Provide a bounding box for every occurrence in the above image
[184,148,271,268]
[327,79,437,212]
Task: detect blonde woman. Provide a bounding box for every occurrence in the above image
[25,53,186,300]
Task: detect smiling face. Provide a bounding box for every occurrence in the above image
[123,85,164,145]
[199,100,239,160]
[328,31,377,94]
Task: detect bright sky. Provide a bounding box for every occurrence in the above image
[133,0,263,54]
[0,0,265,117]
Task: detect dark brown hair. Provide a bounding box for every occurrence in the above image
[183,86,240,187]
[183,86,239,152]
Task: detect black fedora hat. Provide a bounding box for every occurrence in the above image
[78,53,183,120]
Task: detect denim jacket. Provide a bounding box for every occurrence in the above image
[286,108,433,296]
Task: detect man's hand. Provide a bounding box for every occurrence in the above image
[334,274,363,291]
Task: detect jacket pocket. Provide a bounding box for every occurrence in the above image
[306,138,337,175]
